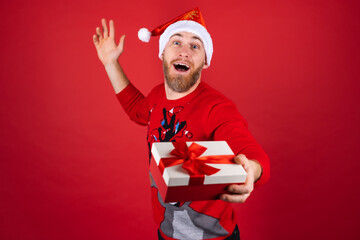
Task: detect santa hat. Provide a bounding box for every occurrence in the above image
[138,7,213,66]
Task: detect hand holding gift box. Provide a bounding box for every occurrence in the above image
[150,141,247,202]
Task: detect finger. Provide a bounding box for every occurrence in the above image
[220,193,250,203]
[96,27,103,41]
[227,183,253,195]
[92,34,99,46]
[102,18,108,38]
[109,19,115,39]
[234,154,247,164]
[234,154,250,172]
[117,35,126,53]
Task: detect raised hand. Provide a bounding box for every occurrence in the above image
[92,19,129,93]
[93,19,125,66]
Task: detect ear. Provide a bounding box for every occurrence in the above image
[161,53,164,61]
[203,62,209,69]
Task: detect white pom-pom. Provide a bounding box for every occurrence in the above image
[138,28,151,42]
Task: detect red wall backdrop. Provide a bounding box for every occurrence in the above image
[1,0,359,239]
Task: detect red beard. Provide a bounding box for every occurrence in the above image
[163,58,204,93]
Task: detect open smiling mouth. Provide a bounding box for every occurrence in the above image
[173,63,190,72]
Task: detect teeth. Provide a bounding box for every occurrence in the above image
[175,63,189,68]
[178,63,189,68]
[174,63,190,72]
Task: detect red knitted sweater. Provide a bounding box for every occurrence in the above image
[117,81,270,240]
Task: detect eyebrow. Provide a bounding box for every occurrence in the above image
[170,33,203,44]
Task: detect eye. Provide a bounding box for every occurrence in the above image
[173,41,180,45]
[192,44,200,49]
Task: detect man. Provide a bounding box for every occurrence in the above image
[93,8,269,240]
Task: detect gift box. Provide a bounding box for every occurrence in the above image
[150,141,247,202]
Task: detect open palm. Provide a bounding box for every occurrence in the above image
[93,19,125,66]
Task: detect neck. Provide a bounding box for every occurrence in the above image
[164,80,201,100]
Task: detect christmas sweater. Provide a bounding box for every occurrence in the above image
[116,81,270,240]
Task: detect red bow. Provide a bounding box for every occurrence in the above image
[158,142,234,185]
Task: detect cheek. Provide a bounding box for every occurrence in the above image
[194,55,206,66]
[162,49,174,62]
[195,51,206,62]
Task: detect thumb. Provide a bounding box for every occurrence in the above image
[117,35,126,53]
[234,154,250,171]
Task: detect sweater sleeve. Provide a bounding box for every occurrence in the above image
[116,83,149,126]
[206,99,270,187]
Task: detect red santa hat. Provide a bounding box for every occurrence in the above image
[138,7,214,66]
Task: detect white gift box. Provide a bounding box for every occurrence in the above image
[150,141,247,202]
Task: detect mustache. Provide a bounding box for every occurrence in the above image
[170,59,193,66]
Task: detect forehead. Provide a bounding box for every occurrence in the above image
[169,31,203,44]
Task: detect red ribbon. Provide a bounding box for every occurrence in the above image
[158,142,235,185]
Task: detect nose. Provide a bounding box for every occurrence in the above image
[178,46,190,58]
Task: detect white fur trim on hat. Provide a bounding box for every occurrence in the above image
[159,20,213,66]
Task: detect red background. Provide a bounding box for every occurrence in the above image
[1,0,359,239]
